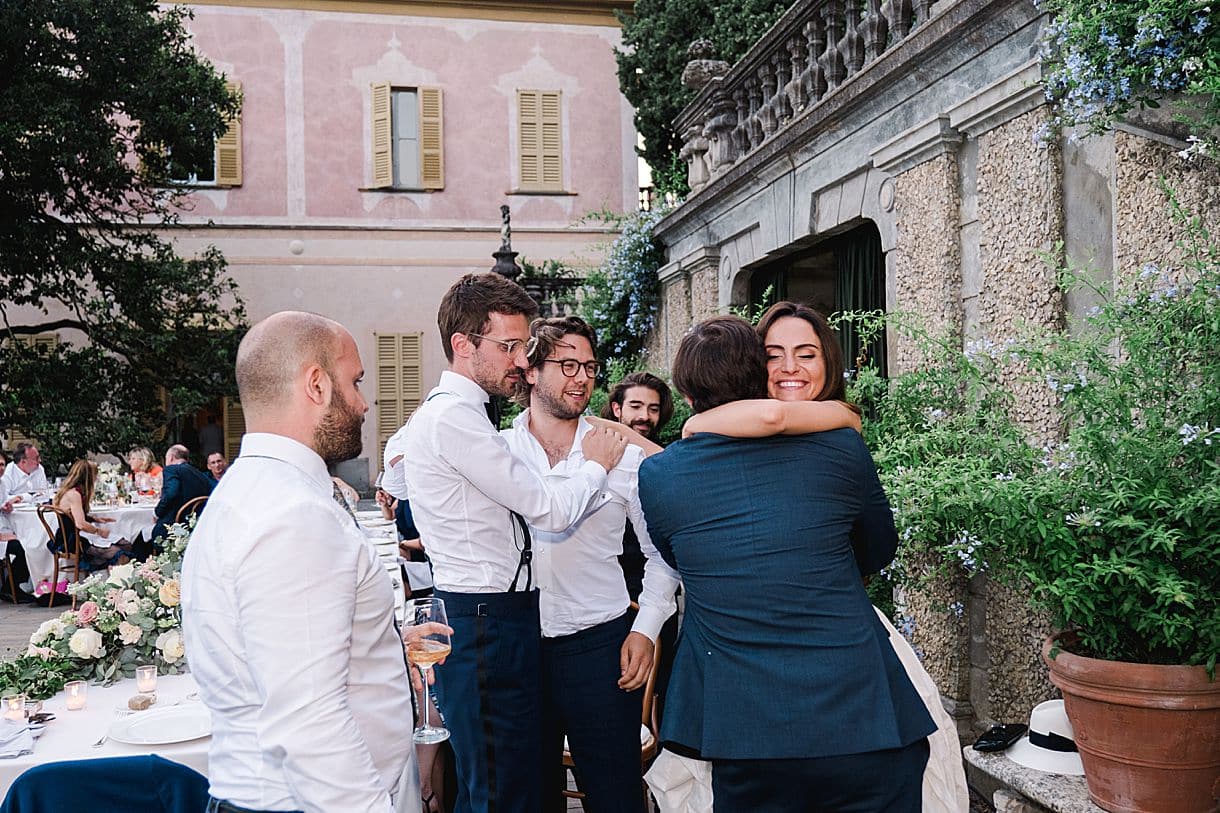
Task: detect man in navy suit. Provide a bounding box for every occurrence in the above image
[152,445,214,542]
[638,316,935,813]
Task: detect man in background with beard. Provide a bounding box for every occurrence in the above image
[182,311,428,813]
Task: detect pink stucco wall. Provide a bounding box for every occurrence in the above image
[177,5,634,225]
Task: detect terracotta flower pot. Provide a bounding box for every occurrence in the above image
[1043,633,1220,813]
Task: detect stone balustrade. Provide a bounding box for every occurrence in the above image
[676,0,946,192]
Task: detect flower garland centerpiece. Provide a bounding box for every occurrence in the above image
[94,461,132,505]
[25,522,192,684]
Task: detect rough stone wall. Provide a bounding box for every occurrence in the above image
[891,153,964,372]
[659,274,692,371]
[1113,130,1220,278]
[689,265,719,323]
[890,153,973,728]
[974,107,1064,724]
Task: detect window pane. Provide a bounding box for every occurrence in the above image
[392,89,420,188]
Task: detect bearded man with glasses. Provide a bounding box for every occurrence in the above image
[402,274,628,813]
[500,315,679,813]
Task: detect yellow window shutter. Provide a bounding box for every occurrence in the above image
[376,332,423,463]
[518,90,541,189]
[540,91,563,190]
[216,81,243,187]
[371,82,393,189]
[419,87,444,190]
[223,397,246,461]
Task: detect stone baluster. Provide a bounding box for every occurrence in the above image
[679,121,711,192]
[839,0,865,77]
[758,60,778,138]
[883,0,914,40]
[786,36,808,114]
[863,0,890,60]
[731,88,750,159]
[772,53,793,125]
[914,0,935,26]
[819,0,847,91]
[745,77,764,149]
[803,18,828,104]
[703,87,740,175]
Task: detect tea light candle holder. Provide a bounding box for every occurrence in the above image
[135,665,157,694]
[65,680,87,711]
[2,694,25,721]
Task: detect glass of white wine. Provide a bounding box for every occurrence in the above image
[405,597,451,744]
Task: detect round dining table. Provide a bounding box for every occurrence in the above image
[6,502,157,591]
[0,673,207,798]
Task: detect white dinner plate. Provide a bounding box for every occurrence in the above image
[360,518,395,527]
[108,704,211,745]
[354,510,384,519]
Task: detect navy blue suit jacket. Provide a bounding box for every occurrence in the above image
[152,463,214,539]
[639,429,935,761]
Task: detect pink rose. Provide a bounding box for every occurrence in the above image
[76,601,100,626]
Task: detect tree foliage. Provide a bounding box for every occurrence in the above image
[0,0,247,465]
[615,0,791,197]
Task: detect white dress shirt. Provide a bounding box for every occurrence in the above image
[1,463,48,497]
[402,370,610,593]
[380,423,411,500]
[181,433,417,813]
[503,411,680,641]
[0,480,15,535]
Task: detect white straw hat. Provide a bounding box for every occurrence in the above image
[1005,699,1084,775]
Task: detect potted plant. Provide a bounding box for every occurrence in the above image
[851,213,1219,812]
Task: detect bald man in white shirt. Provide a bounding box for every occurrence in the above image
[403,273,627,813]
[502,316,679,813]
[182,311,432,813]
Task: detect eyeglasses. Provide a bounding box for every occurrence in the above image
[467,333,526,356]
[541,359,600,378]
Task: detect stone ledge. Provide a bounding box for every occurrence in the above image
[964,746,1102,813]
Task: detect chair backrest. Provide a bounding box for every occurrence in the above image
[0,755,208,813]
[174,495,208,524]
[36,505,80,559]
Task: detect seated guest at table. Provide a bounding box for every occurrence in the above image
[52,460,128,569]
[151,445,214,543]
[638,316,935,813]
[182,310,429,813]
[2,442,49,498]
[127,446,163,492]
[206,451,228,482]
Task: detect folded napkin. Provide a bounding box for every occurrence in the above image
[0,717,34,759]
[644,749,713,813]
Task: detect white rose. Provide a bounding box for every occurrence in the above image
[118,621,143,646]
[117,589,141,617]
[105,563,136,585]
[156,629,185,664]
[68,627,105,660]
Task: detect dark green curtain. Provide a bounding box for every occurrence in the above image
[749,265,787,311]
[835,227,888,377]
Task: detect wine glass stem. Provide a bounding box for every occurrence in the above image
[418,666,431,729]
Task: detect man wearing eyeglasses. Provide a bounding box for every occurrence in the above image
[501,316,679,813]
[402,274,628,813]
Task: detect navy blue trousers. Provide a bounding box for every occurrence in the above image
[541,613,646,813]
[434,589,541,813]
[711,737,929,813]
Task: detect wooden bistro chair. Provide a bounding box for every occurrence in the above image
[174,495,209,524]
[561,601,663,805]
[36,505,85,610]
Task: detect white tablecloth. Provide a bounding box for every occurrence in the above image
[0,673,207,797]
[7,504,157,589]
